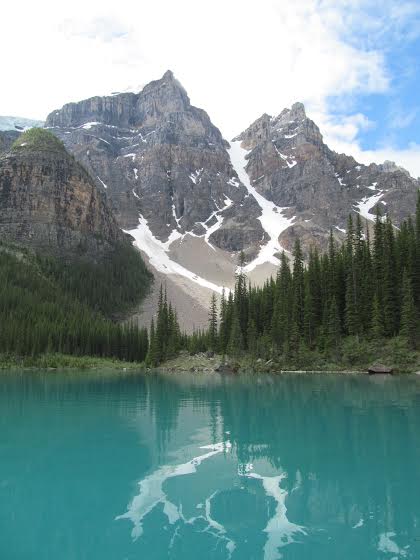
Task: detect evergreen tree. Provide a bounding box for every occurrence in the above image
[208,293,218,351]
[400,270,417,349]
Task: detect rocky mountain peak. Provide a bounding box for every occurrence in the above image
[378,160,411,178]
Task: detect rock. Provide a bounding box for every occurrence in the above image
[206,351,215,358]
[233,102,419,257]
[0,129,124,260]
[368,364,394,375]
[46,70,264,250]
[214,362,239,374]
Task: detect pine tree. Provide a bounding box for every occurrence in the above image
[208,293,218,351]
[292,239,305,336]
[326,296,341,358]
[400,270,417,349]
[227,309,245,358]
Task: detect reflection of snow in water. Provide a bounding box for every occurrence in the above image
[241,471,306,560]
[117,438,307,559]
[116,441,236,555]
[378,532,409,558]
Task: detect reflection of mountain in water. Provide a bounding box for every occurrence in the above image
[114,372,420,559]
[3,371,419,559]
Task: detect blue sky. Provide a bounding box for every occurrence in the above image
[1,0,420,175]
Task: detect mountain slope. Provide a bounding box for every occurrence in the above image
[234,103,419,254]
[46,70,264,254]
[42,75,419,330]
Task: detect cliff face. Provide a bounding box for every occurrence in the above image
[234,103,420,253]
[46,71,264,253]
[0,130,124,260]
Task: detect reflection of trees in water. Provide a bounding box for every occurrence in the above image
[144,373,420,555]
[3,371,420,556]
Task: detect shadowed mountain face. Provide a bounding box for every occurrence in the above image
[46,71,264,254]
[0,130,124,260]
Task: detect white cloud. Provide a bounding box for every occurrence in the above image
[0,0,388,128]
[0,0,418,176]
[313,111,420,178]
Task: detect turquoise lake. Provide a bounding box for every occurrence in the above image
[1,371,420,559]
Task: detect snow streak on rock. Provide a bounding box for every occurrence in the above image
[125,217,228,294]
[355,190,384,222]
[228,141,294,272]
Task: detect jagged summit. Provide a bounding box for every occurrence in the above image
[233,102,322,151]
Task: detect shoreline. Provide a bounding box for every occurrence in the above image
[0,351,419,375]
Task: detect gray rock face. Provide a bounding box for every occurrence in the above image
[234,103,419,254]
[45,75,418,266]
[46,71,264,252]
[0,139,124,260]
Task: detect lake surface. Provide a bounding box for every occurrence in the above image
[1,370,420,559]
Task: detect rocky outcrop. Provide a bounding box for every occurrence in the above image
[234,102,420,254]
[0,129,124,260]
[46,71,264,252]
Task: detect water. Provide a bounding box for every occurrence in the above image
[1,371,420,560]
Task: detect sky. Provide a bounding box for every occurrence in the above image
[2,0,420,176]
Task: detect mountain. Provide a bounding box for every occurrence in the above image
[45,70,263,252]
[44,72,419,330]
[233,102,419,254]
[0,128,125,260]
[0,115,44,132]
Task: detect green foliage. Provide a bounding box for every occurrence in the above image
[188,191,420,369]
[146,285,181,366]
[0,244,150,362]
[11,128,66,154]
[38,241,152,316]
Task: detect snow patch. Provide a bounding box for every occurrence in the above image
[198,196,233,250]
[367,182,378,191]
[227,177,240,187]
[355,191,385,221]
[228,141,294,272]
[272,143,297,168]
[125,217,228,294]
[80,121,101,130]
[334,173,346,187]
[97,176,107,189]
[189,169,203,185]
[133,168,138,180]
[124,153,136,161]
[335,226,346,234]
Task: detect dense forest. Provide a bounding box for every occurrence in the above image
[149,194,420,369]
[0,242,151,363]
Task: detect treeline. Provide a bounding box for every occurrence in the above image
[146,286,183,365]
[184,195,420,363]
[0,243,151,362]
[39,241,152,316]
